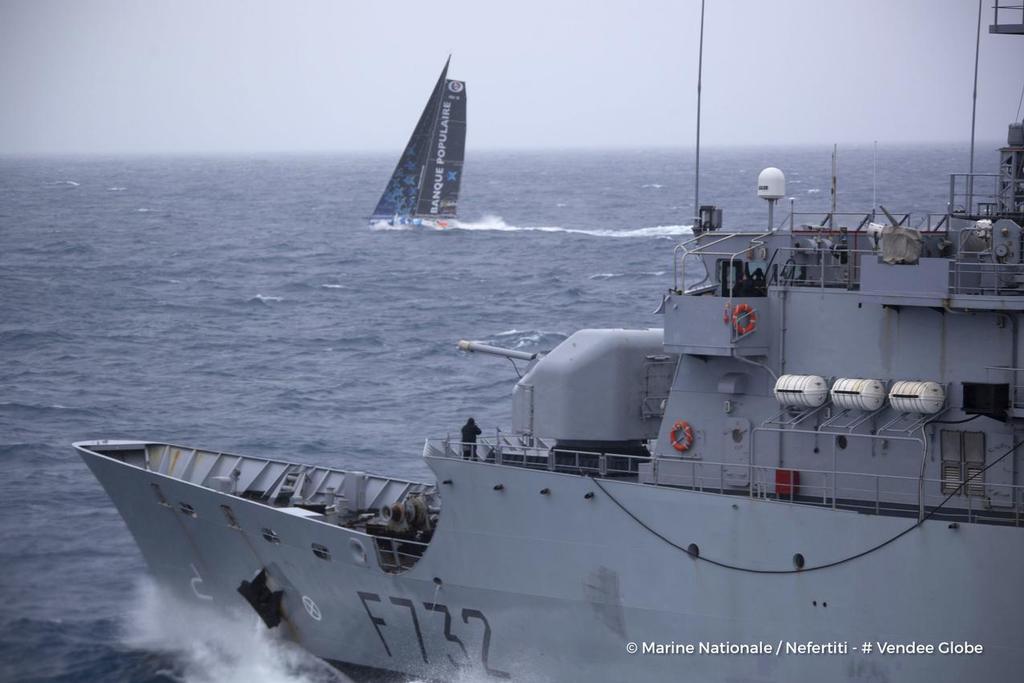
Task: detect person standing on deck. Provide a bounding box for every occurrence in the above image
[461,417,481,460]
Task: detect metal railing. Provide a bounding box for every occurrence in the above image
[985,366,1024,412]
[949,173,1001,217]
[789,211,949,233]
[425,438,1023,527]
[950,227,1024,296]
[771,245,873,290]
[671,220,946,296]
[374,536,430,573]
[434,438,646,478]
[993,1,1024,28]
[950,259,1024,296]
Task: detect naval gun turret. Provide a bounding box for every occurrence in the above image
[459,330,678,461]
[511,329,676,459]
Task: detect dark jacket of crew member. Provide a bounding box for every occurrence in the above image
[461,418,481,459]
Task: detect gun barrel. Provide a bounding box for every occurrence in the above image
[457,340,537,362]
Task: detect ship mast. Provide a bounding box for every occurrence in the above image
[968,0,983,207]
[693,0,706,231]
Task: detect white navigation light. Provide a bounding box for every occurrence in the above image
[758,167,786,200]
[830,378,886,412]
[773,374,828,408]
[889,380,945,414]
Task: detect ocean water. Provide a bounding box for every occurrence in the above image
[0,142,984,682]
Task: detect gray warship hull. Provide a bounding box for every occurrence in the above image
[78,440,1023,681]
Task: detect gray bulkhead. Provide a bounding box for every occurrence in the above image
[648,222,1024,510]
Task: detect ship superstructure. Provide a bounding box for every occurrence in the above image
[78,6,1024,682]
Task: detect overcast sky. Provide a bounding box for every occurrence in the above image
[1,0,1022,155]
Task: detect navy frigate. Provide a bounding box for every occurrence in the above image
[79,7,1024,681]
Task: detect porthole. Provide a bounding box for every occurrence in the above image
[793,553,805,569]
[312,543,332,561]
[687,543,700,558]
[261,528,280,544]
[178,502,196,518]
[836,435,848,450]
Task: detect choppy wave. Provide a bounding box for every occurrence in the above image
[641,183,664,189]
[482,328,568,351]
[0,400,100,418]
[249,294,283,304]
[123,581,347,683]
[589,270,666,281]
[0,329,75,347]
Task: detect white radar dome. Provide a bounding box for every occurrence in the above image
[757,167,786,200]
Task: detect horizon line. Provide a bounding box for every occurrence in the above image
[0,138,1008,160]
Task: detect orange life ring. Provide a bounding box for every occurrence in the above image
[670,420,695,452]
[732,303,757,336]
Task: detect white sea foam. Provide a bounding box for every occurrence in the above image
[807,188,821,194]
[369,220,413,231]
[589,270,666,280]
[641,183,664,188]
[137,208,152,212]
[451,215,692,238]
[123,581,347,683]
[487,328,567,349]
[369,214,691,238]
[320,284,346,289]
[108,186,127,191]
[252,294,283,303]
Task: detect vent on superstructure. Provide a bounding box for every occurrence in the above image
[941,462,962,495]
[965,465,986,497]
[940,430,986,497]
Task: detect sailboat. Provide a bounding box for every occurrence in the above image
[370,57,467,228]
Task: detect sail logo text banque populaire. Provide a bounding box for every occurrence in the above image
[429,99,452,214]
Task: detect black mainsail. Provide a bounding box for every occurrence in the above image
[371,58,467,224]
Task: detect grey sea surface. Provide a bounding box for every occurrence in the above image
[0,143,983,681]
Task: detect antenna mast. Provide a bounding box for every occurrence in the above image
[872,140,877,218]
[693,0,706,230]
[968,0,982,207]
[830,144,837,229]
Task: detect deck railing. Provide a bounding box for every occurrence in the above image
[949,172,1002,217]
[425,438,1023,527]
[374,536,430,573]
